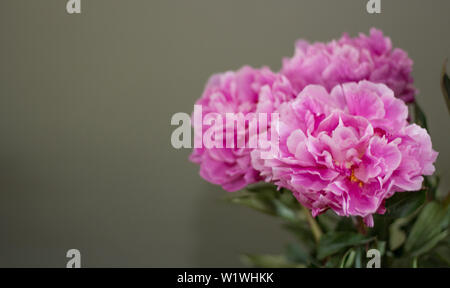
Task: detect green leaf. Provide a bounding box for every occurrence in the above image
[418,236,450,267]
[225,185,299,222]
[340,249,356,268]
[314,210,345,233]
[385,190,426,218]
[226,191,274,214]
[335,217,357,232]
[317,232,374,260]
[354,247,363,268]
[411,230,448,257]
[279,188,302,209]
[405,202,449,256]
[284,243,314,266]
[370,214,391,242]
[241,254,305,268]
[376,241,387,256]
[424,174,440,200]
[273,199,298,221]
[245,183,277,194]
[413,102,428,130]
[389,218,408,251]
[282,222,316,249]
[389,256,418,268]
[441,59,450,113]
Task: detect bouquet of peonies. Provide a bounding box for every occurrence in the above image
[189,28,449,268]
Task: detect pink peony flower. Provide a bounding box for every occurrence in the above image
[251,81,437,226]
[281,28,416,103]
[190,66,295,192]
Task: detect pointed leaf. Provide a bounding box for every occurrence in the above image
[405,202,449,256]
[225,185,302,222]
[441,59,450,113]
[340,249,356,268]
[317,232,374,260]
[413,102,428,130]
[385,190,426,218]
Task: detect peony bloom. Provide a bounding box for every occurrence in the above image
[281,28,416,103]
[251,81,437,226]
[190,66,295,192]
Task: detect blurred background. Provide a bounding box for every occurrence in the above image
[0,0,448,267]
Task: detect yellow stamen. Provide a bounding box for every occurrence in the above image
[350,170,364,187]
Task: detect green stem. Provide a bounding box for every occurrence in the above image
[302,206,322,243]
[412,257,418,268]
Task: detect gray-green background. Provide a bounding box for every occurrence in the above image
[0,0,448,267]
